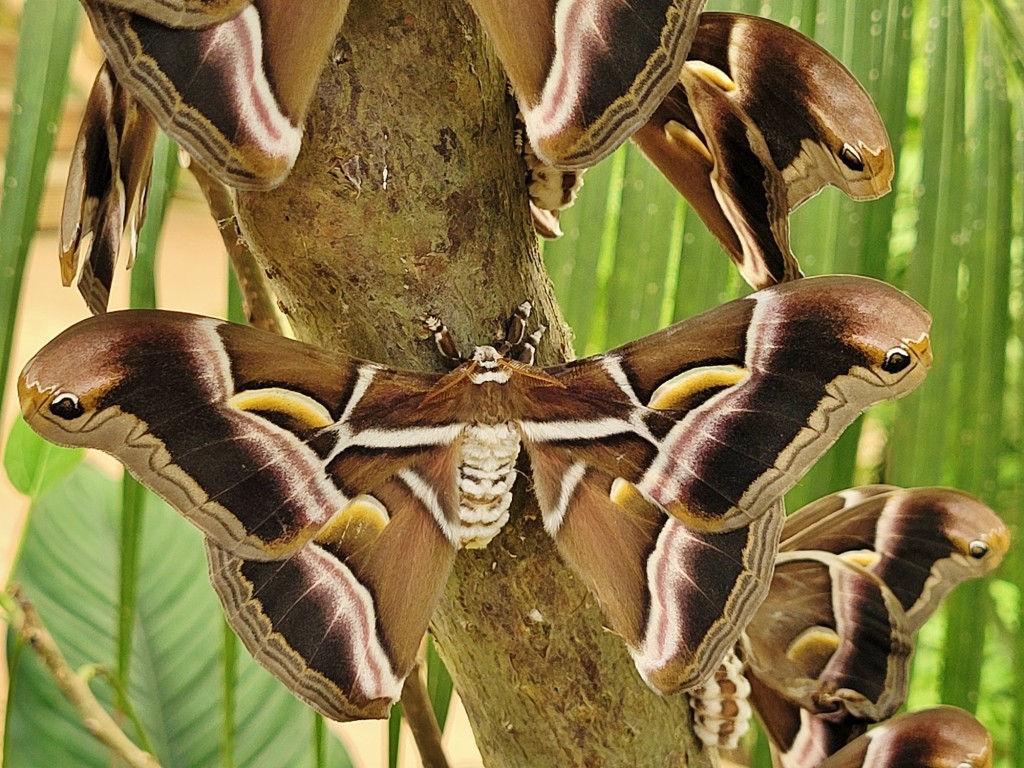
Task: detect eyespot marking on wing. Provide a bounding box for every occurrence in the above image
[49,392,86,420]
[968,540,990,559]
[881,347,912,374]
[838,142,865,172]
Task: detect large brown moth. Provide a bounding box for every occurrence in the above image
[19,276,931,720]
[689,486,1009,768]
[531,12,892,288]
[84,0,702,180]
[66,0,703,310]
[817,706,994,768]
[632,12,893,289]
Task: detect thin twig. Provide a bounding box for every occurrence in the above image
[187,162,285,334]
[400,662,452,768]
[7,583,162,768]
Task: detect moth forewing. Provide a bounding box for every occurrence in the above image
[634,13,893,288]
[94,0,253,28]
[779,486,1010,631]
[82,0,351,189]
[468,0,704,168]
[690,12,894,207]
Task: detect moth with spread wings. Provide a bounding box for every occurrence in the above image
[688,485,1009,768]
[64,0,704,311]
[19,275,931,720]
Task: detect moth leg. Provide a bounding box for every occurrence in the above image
[423,314,463,365]
[427,300,538,364]
[500,300,533,349]
[516,113,585,239]
[516,325,546,365]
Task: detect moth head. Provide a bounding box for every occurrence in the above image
[462,345,562,389]
[466,345,513,385]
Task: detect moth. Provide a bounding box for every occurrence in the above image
[632,12,893,289]
[688,485,1009,768]
[19,275,931,720]
[65,0,702,310]
[817,706,993,768]
[530,12,892,286]
[61,61,157,315]
[83,0,701,180]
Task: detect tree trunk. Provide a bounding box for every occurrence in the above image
[233,2,712,765]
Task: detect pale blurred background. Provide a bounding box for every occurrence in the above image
[0,10,483,766]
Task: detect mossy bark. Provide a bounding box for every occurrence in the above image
[233,2,711,766]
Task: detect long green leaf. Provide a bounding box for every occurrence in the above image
[115,127,181,725]
[0,1,79,421]
[940,6,1016,714]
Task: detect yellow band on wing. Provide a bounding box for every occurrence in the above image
[786,627,840,676]
[685,60,737,92]
[228,387,334,428]
[648,364,748,411]
[318,495,391,550]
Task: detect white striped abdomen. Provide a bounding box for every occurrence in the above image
[455,422,521,548]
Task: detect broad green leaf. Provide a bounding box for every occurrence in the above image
[2,416,83,499]
[5,464,353,768]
